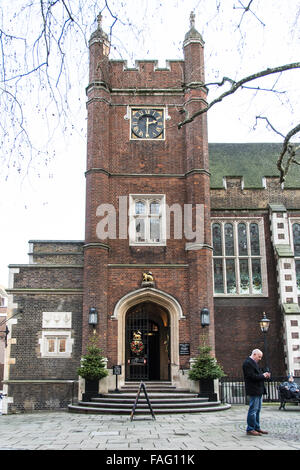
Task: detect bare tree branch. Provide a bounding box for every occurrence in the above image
[0,1,299,183]
[255,116,300,182]
[178,62,300,129]
[234,0,266,28]
[178,60,300,181]
[254,116,285,139]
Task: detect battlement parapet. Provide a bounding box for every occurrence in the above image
[107,59,184,90]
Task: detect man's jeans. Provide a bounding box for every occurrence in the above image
[246,395,262,432]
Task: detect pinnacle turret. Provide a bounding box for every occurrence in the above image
[90,13,109,43]
[184,11,204,45]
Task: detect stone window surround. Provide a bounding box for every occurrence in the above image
[129,194,166,246]
[39,331,73,358]
[39,312,73,358]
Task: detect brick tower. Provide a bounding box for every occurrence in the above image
[83,12,214,390]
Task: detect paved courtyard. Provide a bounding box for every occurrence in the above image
[1,404,300,451]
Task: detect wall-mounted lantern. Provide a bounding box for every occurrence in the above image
[200,308,210,328]
[88,307,98,328]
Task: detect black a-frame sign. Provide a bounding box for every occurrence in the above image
[130,381,156,421]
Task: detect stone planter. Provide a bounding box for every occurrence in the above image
[198,378,218,402]
[82,379,100,402]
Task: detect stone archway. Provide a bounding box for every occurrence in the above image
[125,301,170,381]
[112,287,184,384]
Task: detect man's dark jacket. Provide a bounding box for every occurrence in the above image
[242,356,266,396]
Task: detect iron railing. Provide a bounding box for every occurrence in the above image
[219,377,290,404]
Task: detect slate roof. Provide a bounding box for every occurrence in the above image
[209,143,300,189]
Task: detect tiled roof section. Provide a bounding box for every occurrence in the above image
[209,143,300,189]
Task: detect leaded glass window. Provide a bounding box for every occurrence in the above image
[296,260,300,295]
[250,223,260,255]
[252,259,262,294]
[293,223,300,257]
[212,223,222,256]
[135,201,146,215]
[239,259,250,294]
[213,257,224,293]
[238,223,248,256]
[292,223,300,294]
[226,259,236,294]
[225,223,234,256]
[212,219,265,295]
[130,195,166,245]
[135,218,145,242]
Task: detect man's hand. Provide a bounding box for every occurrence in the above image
[263,372,271,379]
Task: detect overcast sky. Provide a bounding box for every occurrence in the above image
[0,0,299,287]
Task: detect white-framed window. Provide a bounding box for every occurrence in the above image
[129,194,166,246]
[211,218,267,296]
[290,219,300,294]
[40,331,73,358]
[39,312,73,358]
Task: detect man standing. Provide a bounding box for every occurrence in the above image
[242,349,271,436]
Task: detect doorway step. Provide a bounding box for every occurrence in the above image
[68,381,231,414]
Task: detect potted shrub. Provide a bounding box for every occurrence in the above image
[188,345,225,401]
[77,335,108,401]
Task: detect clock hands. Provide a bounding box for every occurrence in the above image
[145,117,157,137]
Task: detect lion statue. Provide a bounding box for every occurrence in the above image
[142,272,154,282]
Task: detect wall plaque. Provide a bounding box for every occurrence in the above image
[42,312,72,329]
[113,365,122,375]
[179,343,190,355]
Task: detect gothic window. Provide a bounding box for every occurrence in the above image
[292,222,300,294]
[212,219,266,296]
[296,260,300,295]
[293,223,300,256]
[129,195,166,246]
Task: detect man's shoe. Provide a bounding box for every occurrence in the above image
[256,429,268,434]
[246,430,262,436]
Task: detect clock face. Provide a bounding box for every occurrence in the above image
[131,108,165,140]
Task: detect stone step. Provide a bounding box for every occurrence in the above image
[68,403,231,414]
[91,395,203,404]
[106,392,198,399]
[68,381,231,415]
[122,382,174,386]
[119,382,179,392]
[89,399,209,408]
[118,387,186,393]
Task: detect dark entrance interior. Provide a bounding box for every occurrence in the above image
[125,302,170,381]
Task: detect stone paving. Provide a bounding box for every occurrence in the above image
[1,404,300,451]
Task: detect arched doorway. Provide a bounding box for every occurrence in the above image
[125,302,170,381]
[112,287,184,386]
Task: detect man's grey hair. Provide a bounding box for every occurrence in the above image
[251,349,263,356]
